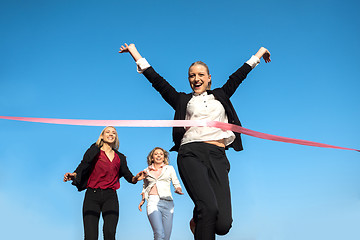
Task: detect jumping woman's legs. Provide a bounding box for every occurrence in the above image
[159,199,174,240]
[83,188,119,240]
[147,195,166,240]
[83,189,101,240]
[177,142,232,240]
[101,189,119,240]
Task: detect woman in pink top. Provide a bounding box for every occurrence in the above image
[63,126,146,240]
[139,147,184,240]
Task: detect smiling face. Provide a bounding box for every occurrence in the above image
[188,63,212,94]
[101,127,117,145]
[147,147,169,166]
[152,148,165,165]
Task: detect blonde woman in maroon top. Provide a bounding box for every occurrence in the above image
[64,126,146,240]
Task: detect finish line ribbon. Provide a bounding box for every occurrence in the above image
[0,116,358,152]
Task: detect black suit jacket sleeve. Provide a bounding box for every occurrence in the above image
[116,151,135,184]
[72,143,100,191]
[143,67,182,110]
[142,63,254,152]
[221,63,252,98]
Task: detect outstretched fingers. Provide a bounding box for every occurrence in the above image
[119,43,130,53]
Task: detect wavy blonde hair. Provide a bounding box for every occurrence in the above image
[147,147,169,166]
[95,126,119,150]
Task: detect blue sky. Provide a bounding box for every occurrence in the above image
[1,0,360,239]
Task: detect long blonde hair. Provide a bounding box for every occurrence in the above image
[95,126,119,150]
[147,147,169,166]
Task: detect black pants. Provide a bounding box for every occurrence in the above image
[177,142,232,240]
[83,188,119,240]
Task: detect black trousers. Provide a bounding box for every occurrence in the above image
[177,142,232,240]
[83,188,119,240]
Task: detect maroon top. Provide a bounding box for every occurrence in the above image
[87,150,121,190]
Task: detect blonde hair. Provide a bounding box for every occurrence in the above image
[189,61,210,75]
[95,126,119,150]
[147,147,169,166]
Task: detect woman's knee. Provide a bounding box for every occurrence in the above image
[215,218,232,235]
[103,230,116,240]
[102,217,118,240]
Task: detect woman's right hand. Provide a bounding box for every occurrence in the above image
[63,172,76,182]
[138,199,145,212]
[138,192,145,211]
[134,170,148,183]
[119,43,143,62]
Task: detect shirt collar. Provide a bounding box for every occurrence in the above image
[148,163,165,171]
[192,91,208,97]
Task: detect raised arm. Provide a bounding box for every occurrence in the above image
[221,47,271,97]
[119,43,143,62]
[119,42,181,109]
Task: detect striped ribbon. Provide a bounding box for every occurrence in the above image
[0,116,358,152]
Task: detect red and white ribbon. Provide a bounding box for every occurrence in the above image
[0,116,358,152]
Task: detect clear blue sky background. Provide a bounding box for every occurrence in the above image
[1,1,359,239]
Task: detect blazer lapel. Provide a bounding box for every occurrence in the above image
[158,165,168,179]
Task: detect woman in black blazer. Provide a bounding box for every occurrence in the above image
[64,126,146,240]
[120,44,270,240]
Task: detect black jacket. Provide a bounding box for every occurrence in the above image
[143,63,253,152]
[72,143,135,191]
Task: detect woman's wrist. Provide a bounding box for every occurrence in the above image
[128,45,142,62]
[255,47,265,59]
[133,175,139,183]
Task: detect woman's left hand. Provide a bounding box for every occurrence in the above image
[255,47,271,63]
[136,170,147,181]
[262,49,271,63]
[175,187,184,195]
[119,43,134,53]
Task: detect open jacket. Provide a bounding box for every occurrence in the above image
[142,165,181,201]
[143,63,253,152]
[72,143,135,191]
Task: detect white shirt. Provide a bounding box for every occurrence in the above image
[136,55,260,146]
[181,91,235,146]
[142,165,182,201]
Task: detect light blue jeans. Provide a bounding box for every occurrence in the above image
[147,195,174,240]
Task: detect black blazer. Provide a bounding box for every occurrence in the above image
[143,63,253,152]
[72,143,135,191]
